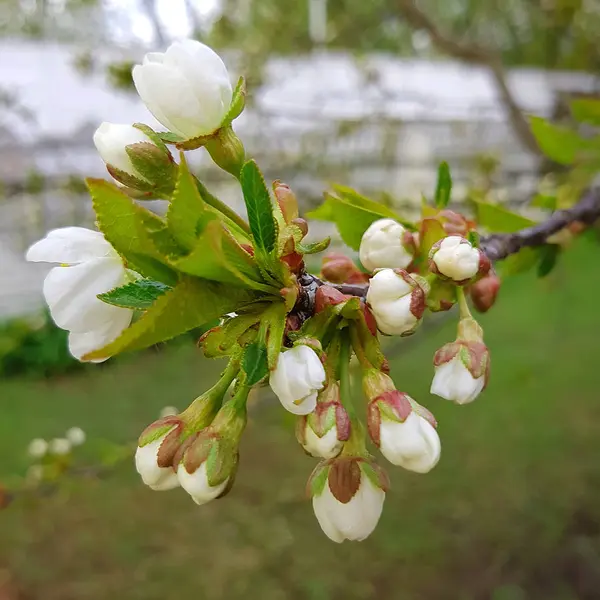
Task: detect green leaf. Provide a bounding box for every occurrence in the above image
[537,244,560,278]
[222,77,246,124]
[434,161,452,209]
[240,160,277,254]
[167,154,210,250]
[570,98,600,126]
[530,116,587,165]
[83,276,258,361]
[98,279,170,309]
[297,237,331,255]
[159,131,185,144]
[499,247,541,276]
[467,230,480,248]
[531,194,557,211]
[87,178,178,285]
[307,187,413,251]
[171,219,271,291]
[242,341,269,386]
[419,217,446,256]
[474,201,536,233]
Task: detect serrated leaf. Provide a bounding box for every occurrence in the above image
[159,131,185,144]
[570,98,600,126]
[167,154,210,250]
[242,341,269,386]
[98,279,170,309]
[240,160,277,254]
[298,237,331,255]
[222,77,246,123]
[530,116,587,165]
[83,276,258,361]
[87,178,177,285]
[474,201,536,233]
[434,161,452,209]
[307,188,413,251]
[537,244,560,278]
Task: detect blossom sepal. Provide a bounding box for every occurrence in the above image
[366,390,413,446]
[433,339,490,382]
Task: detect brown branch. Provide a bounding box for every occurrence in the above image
[395,0,540,155]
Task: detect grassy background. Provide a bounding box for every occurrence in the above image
[1,235,600,600]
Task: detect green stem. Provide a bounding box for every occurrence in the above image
[194,177,251,235]
[349,324,373,369]
[456,286,472,320]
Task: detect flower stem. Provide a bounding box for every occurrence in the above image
[194,177,251,235]
[456,286,472,320]
[349,324,373,369]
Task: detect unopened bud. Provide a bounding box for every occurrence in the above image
[359,219,414,272]
[470,272,501,313]
[321,253,368,284]
[439,210,471,236]
[314,285,349,313]
[429,236,490,284]
[204,124,245,177]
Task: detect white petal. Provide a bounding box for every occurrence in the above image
[286,390,318,416]
[43,258,128,333]
[177,462,228,505]
[26,227,115,265]
[366,269,413,305]
[303,426,342,459]
[68,309,132,362]
[135,431,180,491]
[431,357,485,404]
[433,236,479,281]
[360,219,411,271]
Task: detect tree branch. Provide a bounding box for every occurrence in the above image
[394,0,540,155]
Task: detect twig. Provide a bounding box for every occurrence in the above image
[394,0,540,155]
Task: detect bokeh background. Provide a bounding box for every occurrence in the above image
[1,1,600,599]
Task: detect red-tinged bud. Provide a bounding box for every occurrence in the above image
[321,252,369,284]
[291,217,309,238]
[438,209,472,236]
[282,252,304,273]
[285,314,302,334]
[273,181,299,223]
[568,221,587,235]
[240,243,254,256]
[314,285,350,313]
[367,390,413,446]
[470,272,501,313]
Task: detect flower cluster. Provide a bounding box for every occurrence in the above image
[24,40,502,543]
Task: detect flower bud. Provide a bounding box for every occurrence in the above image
[321,253,369,284]
[314,285,349,314]
[429,236,490,284]
[135,416,183,491]
[366,269,428,336]
[367,391,440,473]
[308,457,388,543]
[28,438,48,459]
[132,39,235,140]
[93,123,176,192]
[296,385,351,459]
[438,210,471,236]
[204,124,246,177]
[273,181,299,223]
[469,272,501,313]
[270,344,327,415]
[65,427,86,446]
[49,438,71,456]
[359,219,414,272]
[431,321,490,404]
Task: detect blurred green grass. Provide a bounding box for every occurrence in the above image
[1,235,600,600]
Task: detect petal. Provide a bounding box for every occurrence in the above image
[26,227,115,265]
[133,63,207,138]
[177,462,228,505]
[43,258,128,332]
[93,122,151,178]
[135,433,180,491]
[312,487,346,543]
[68,309,132,362]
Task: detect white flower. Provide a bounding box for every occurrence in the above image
[177,462,229,505]
[93,123,153,181]
[303,427,343,460]
[135,428,180,491]
[26,227,134,362]
[359,218,412,272]
[312,463,386,543]
[49,438,71,455]
[270,345,326,415]
[159,406,179,418]
[431,355,485,405]
[65,427,86,446]
[379,412,441,473]
[132,39,233,139]
[28,438,48,459]
[430,236,481,282]
[366,269,427,336]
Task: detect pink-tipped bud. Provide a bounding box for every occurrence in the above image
[321,252,369,284]
[470,272,501,313]
[273,181,299,223]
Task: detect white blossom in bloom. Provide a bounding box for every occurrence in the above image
[379,412,441,473]
[430,236,481,282]
[93,123,153,180]
[49,438,72,455]
[135,428,180,491]
[431,355,485,404]
[177,462,229,505]
[270,345,326,415]
[312,464,386,543]
[366,269,426,336]
[359,219,413,272]
[28,438,48,459]
[159,406,179,418]
[133,39,233,139]
[26,228,133,362]
[65,427,86,446]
